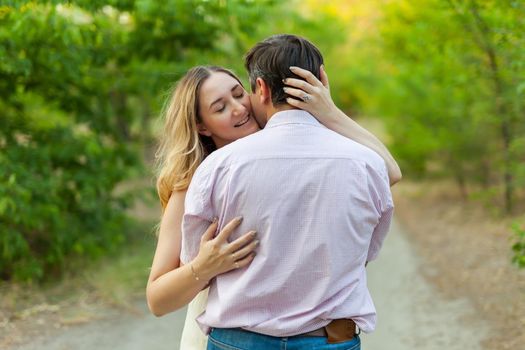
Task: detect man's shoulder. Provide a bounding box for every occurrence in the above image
[322,129,385,168]
[214,131,266,159]
[195,134,259,174]
[196,147,230,176]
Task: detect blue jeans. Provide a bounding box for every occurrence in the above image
[207,328,361,350]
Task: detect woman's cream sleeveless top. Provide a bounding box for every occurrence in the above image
[179,288,209,350]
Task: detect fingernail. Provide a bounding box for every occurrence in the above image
[212,217,218,223]
[236,216,243,222]
[282,78,287,84]
[250,230,257,237]
[283,87,288,92]
[290,66,298,70]
[254,240,259,246]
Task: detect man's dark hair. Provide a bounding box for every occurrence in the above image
[244,34,324,105]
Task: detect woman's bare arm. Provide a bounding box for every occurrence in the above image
[284,66,402,186]
[146,191,257,316]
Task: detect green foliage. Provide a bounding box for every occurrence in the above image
[0,3,133,281]
[511,222,525,268]
[342,0,525,212]
[0,110,131,280]
[0,0,295,282]
[0,0,351,282]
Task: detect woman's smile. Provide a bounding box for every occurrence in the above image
[234,114,251,127]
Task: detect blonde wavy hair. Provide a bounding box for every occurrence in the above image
[155,66,243,210]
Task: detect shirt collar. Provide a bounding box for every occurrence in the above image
[264,109,322,129]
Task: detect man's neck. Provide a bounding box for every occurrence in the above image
[265,105,298,123]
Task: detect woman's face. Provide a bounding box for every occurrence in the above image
[198,72,260,148]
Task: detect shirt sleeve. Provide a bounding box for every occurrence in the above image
[366,162,394,262]
[180,162,215,265]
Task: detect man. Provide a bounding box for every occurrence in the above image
[181,34,394,350]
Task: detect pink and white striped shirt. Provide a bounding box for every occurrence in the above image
[181,110,393,337]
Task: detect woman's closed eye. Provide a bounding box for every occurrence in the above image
[232,85,245,99]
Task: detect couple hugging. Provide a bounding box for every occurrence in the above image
[147,34,401,350]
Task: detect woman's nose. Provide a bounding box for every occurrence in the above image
[232,100,246,116]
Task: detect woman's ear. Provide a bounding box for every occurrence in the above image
[256,77,271,104]
[197,122,212,137]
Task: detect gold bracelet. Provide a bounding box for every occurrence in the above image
[190,264,204,282]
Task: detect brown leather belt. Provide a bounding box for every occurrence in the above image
[299,319,358,344]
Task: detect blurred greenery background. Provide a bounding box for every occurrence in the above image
[1,0,524,283]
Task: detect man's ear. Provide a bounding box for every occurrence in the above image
[256,77,271,105]
[197,122,212,137]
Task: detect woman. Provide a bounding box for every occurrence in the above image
[147,65,401,349]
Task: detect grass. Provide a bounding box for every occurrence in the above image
[1,219,158,306]
[0,218,160,348]
[83,224,157,307]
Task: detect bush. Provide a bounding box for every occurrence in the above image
[0,91,136,281]
[0,0,293,281]
[511,222,525,268]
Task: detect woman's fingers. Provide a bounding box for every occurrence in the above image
[194,217,257,278]
[284,86,316,101]
[286,97,306,109]
[320,65,330,89]
[227,230,257,253]
[284,77,313,93]
[215,216,243,242]
[230,252,256,271]
[230,237,259,260]
[289,66,323,87]
[200,218,218,243]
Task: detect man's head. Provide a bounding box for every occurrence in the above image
[244,34,324,126]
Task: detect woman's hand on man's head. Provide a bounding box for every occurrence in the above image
[283,65,345,127]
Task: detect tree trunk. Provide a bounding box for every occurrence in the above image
[464,0,514,213]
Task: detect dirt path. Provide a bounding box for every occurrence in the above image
[363,220,489,349]
[12,302,187,350]
[12,219,489,350]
